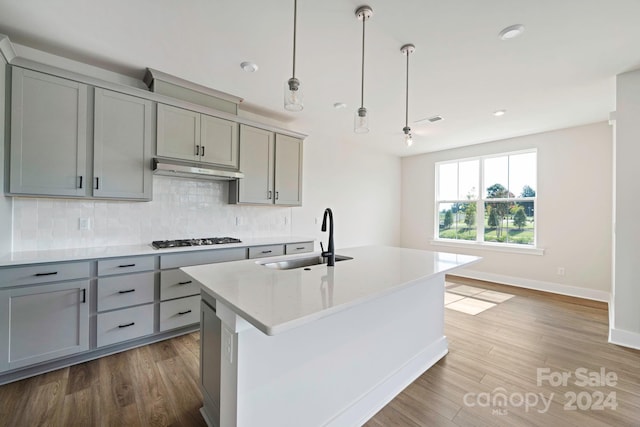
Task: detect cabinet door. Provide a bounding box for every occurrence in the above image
[200,299,221,423]
[201,115,239,168]
[236,125,274,204]
[274,134,303,206]
[156,104,200,162]
[93,89,153,200]
[0,280,89,372]
[10,68,88,196]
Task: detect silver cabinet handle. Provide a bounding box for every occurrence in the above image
[275,191,279,200]
[267,190,273,199]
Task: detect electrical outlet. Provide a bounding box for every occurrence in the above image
[314,217,320,225]
[78,217,91,231]
[223,328,234,364]
[557,267,565,276]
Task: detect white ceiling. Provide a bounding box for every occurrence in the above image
[1,0,640,157]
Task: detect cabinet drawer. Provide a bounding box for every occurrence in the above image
[97,272,155,312]
[97,304,154,348]
[248,245,285,259]
[160,269,200,301]
[160,247,246,269]
[98,255,154,276]
[160,295,200,332]
[285,242,314,255]
[0,261,90,288]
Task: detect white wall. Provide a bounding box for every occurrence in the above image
[0,50,12,255]
[291,132,401,250]
[610,70,640,349]
[401,122,613,299]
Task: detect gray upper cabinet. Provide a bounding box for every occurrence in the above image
[156,103,200,162]
[93,88,153,200]
[201,114,238,168]
[156,103,239,169]
[10,68,88,196]
[9,67,152,201]
[233,125,274,205]
[274,133,303,206]
[230,125,303,206]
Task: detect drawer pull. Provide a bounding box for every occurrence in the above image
[178,280,193,285]
[261,250,272,254]
[34,271,58,277]
[296,247,305,250]
[118,322,135,328]
[118,289,136,294]
[82,289,86,303]
[178,310,192,315]
[118,264,136,268]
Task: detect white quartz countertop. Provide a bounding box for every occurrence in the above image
[183,245,481,336]
[0,236,315,267]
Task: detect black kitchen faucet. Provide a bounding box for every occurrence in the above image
[320,208,335,267]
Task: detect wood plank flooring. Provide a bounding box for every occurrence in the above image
[1,276,639,426]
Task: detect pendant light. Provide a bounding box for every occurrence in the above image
[401,44,415,147]
[354,5,373,133]
[284,0,303,111]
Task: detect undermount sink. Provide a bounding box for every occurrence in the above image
[259,254,353,270]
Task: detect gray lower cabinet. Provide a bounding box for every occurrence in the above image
[156,103,239,169]
[0,280,90,372]
[96,256,155,347]
[9,67,88,197]
[9,67,153,200]
[230,124,303,206]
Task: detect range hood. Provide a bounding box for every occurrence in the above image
[153,159,244,181]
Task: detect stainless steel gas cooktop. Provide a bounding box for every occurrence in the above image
[152,237,242,249]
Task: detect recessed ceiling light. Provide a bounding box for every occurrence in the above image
[498,24,525,40]
[333,102,347,109]
[240,61,258,72]
[493,109,506,117]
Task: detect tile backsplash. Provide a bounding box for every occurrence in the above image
[12,176,292,251]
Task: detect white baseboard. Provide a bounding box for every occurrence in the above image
[327,337,448,427]
[452,269,611,303]
[609,328,640,350]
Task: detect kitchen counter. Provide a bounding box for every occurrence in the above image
[0,236,314,267]
[184,245,479,335]
[185,245,480,427]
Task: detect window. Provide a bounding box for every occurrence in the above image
[436,150,537,247]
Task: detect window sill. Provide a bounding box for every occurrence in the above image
[430,239,544,256]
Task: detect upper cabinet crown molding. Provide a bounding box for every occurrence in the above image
[0,33,17,63]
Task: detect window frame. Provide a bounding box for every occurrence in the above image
[434,149,540,254]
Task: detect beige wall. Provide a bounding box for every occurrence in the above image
[401,122,613,298]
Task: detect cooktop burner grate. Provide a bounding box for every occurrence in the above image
[152,237,242,249]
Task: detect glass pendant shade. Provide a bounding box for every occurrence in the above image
[404,131,413,147]
[354,107,370,133]
[284,78,303,111]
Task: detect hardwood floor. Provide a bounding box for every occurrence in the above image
[1,276,639,426]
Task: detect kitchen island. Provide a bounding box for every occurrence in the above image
[182,246,480,427]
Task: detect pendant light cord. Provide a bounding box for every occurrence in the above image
[360,17,366,109]
[292,0,297,79]
[405,50,409,128]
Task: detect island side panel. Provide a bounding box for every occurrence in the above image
[212,273,447,427]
